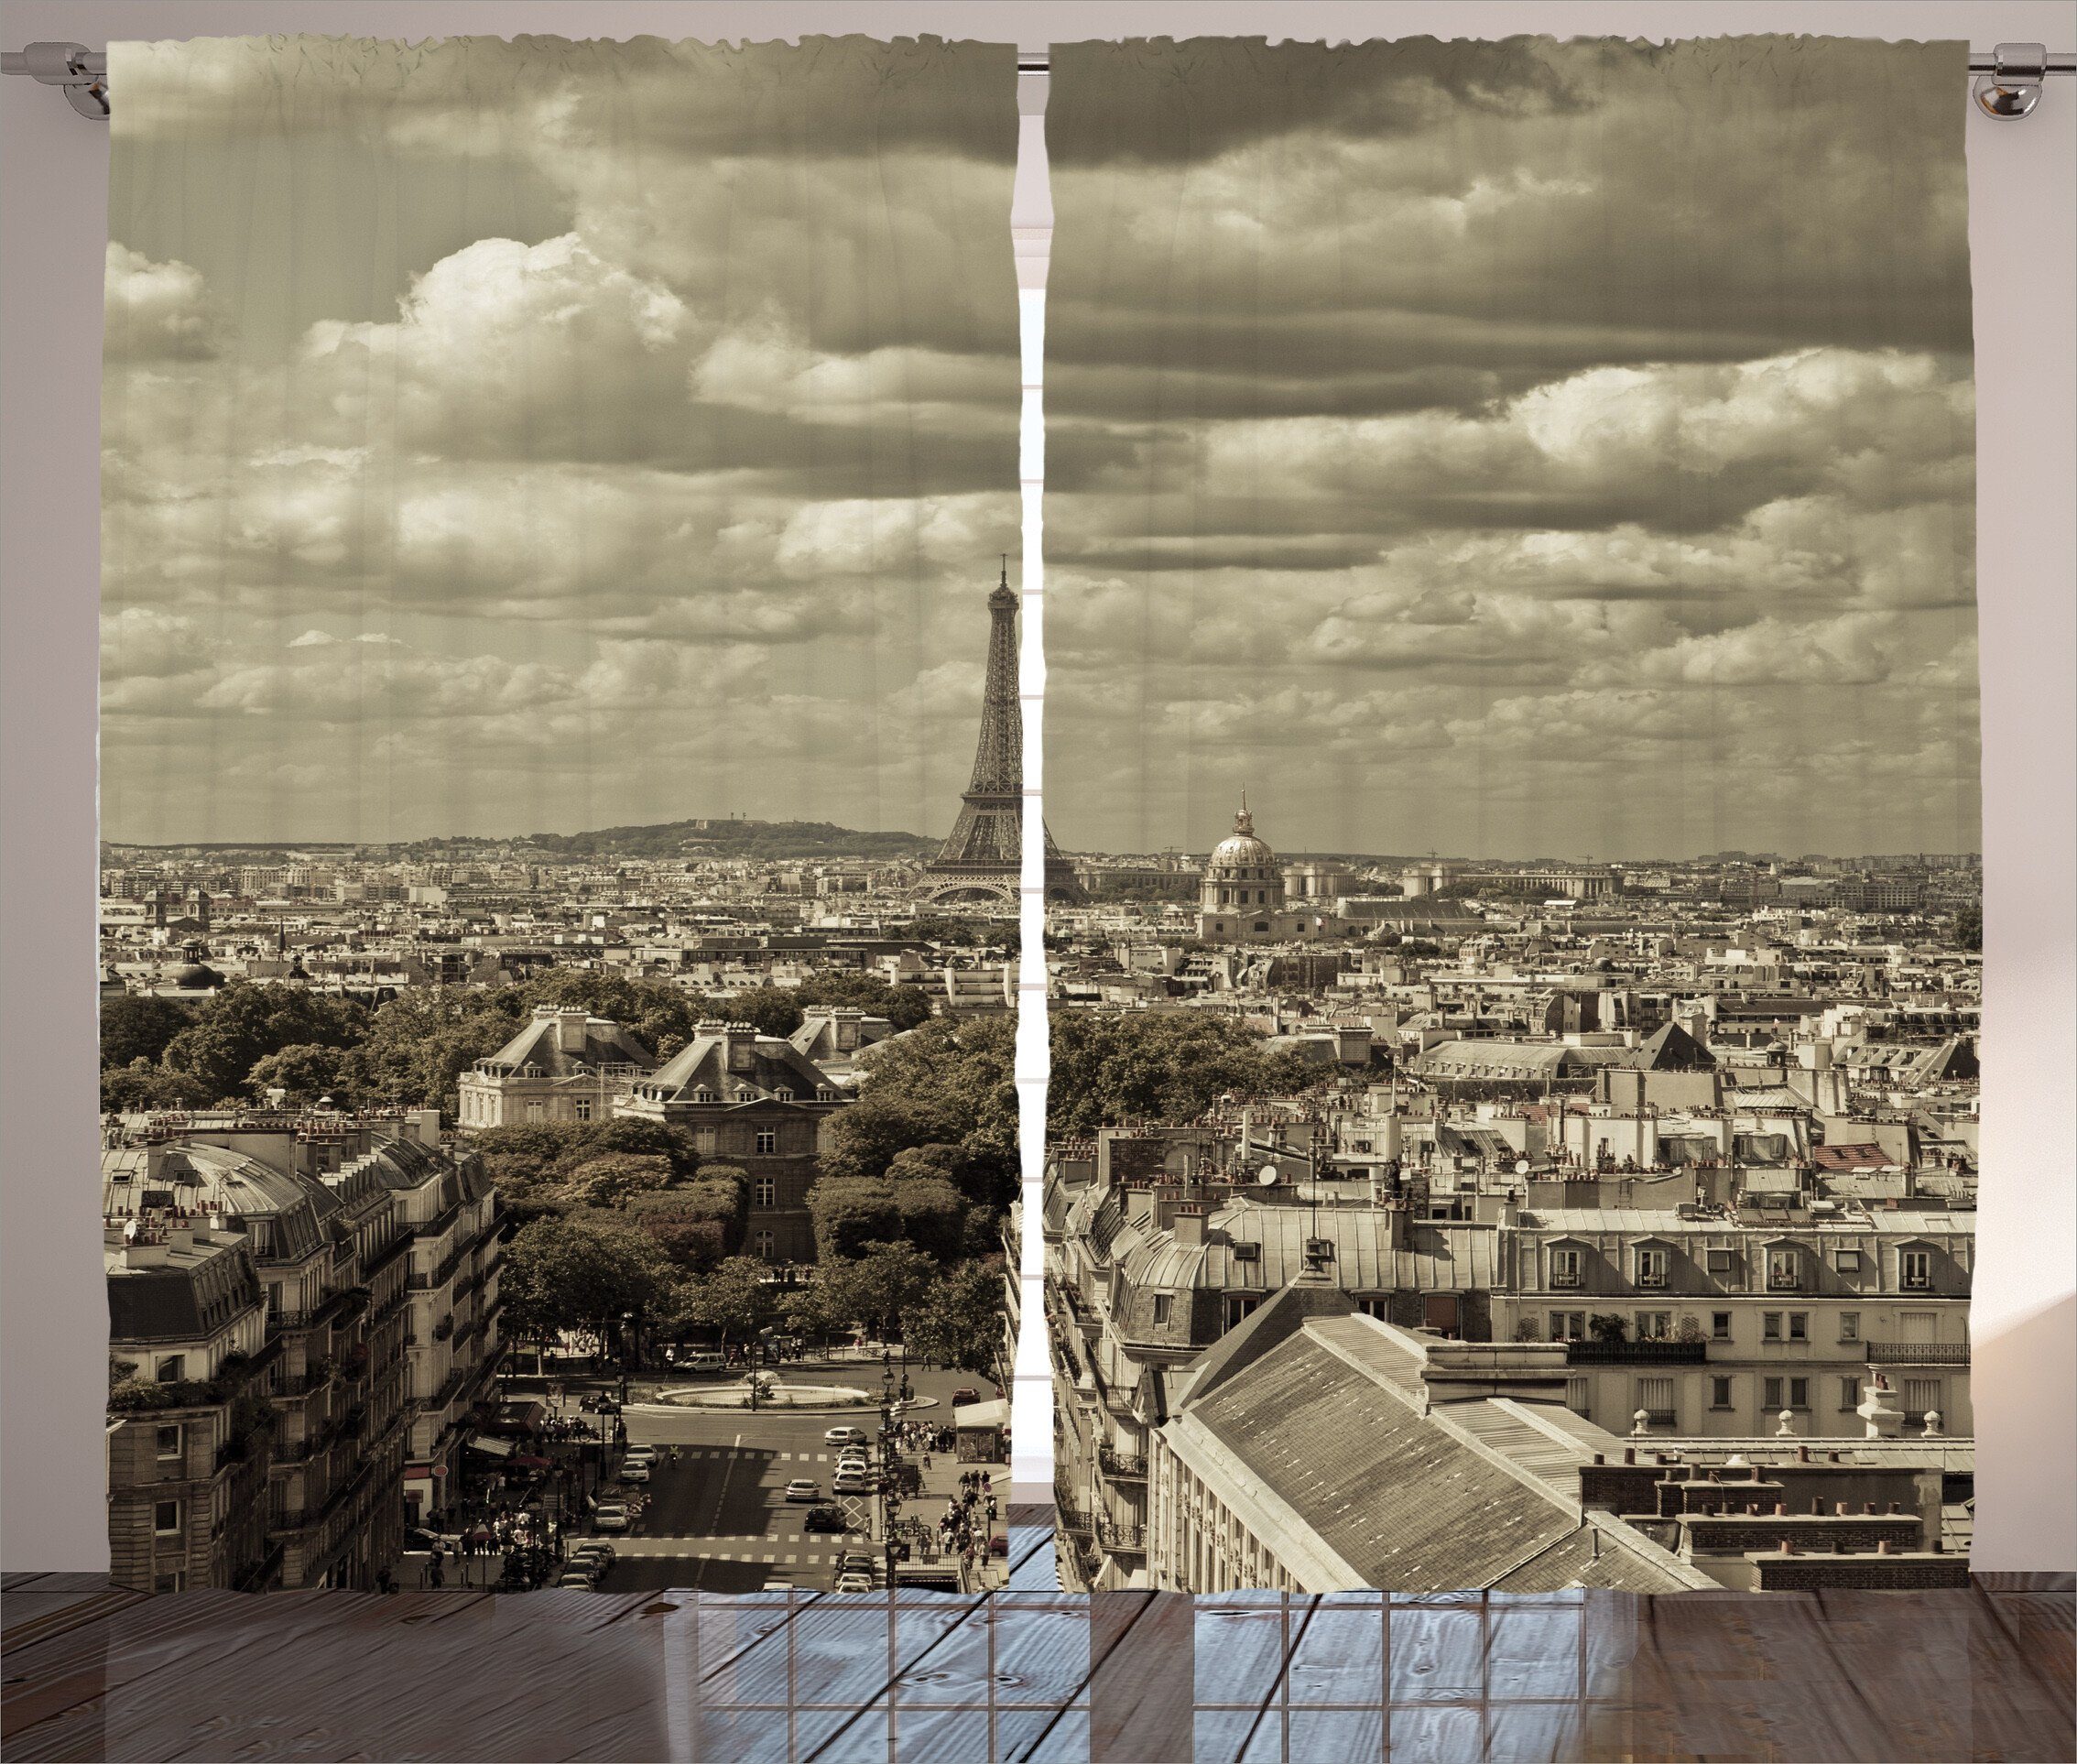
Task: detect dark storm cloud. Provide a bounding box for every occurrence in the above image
[1048,36,1600,166]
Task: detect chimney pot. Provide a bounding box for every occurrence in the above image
[1779,1539,1795,1555]
[1774,1501,1787,1516]
[1876,1540,1892,1554]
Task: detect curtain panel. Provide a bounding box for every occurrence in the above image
[97,34,1022,1595]
[1042,38,1980,1595]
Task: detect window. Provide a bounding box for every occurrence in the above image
[1225,1295,1261,1328]
[1152,1294,1172,1324]
[1548,1310,1584,1341]
[1762,1312,1782,1341]
[153,1499,182,1535]
[1711,1311,1733,1341]
[155,1424,182,1459]
[693,1127,718,1153]
[1635,1312,1671,1341]
[752,1229,775,1260]
[525,1099,545,1123]
[1636,1247,1669,1289]
[752,1177,776,1208]
[1903,1377,1941,1421]
[1566,1377,1591,1417]
[1710,1377,1734,1410]
[154,1572,186,1594]
[1840,1377,1862,1410]
[573,1099,593,1123]
[755,1129,778,1155]
[1900,1248,1932,1290]
[155,1355,185,1383]
[1550,1247,1582,1289]
[694,1089,718,1104]
[1637,1377,1675,1425]
[1838,1312,1860,1343]
[1834,1248,1863,1274]
[1762,1376,1810,1411]
[1766,1247,1800,1290]
[773,1087,793,1102]
[1705,1248,1736,1276]
[1788,1312,1808,1342]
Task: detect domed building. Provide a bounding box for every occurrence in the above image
[1195,799,1340,942]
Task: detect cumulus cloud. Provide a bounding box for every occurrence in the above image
[104,245,222,360]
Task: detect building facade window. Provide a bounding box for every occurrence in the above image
[1839,1311,1861,1343]
[1152,1294,1171,1324]
[1766,1247,1800,1290]
[153,1499,181,1534]
[1900,1249,1932,1290]
[1550,1247,1582,1289]
[1636,1247,1669,1289]
[1637,1377,1675,1425]
[1763,1375,1810,1411]
[752,1177,776,1207]
[155,1423,182,1459]
[1635,1311,1671,1341]
[755,1129,778,1155]
[1548,1310,1585,1340]
[1834,1248,1864,1274]
[525,1100,545,1123]
[1788,1312,1809,1341]
[155,1356,185,1383]
[1762,1312,1782,1341]
[1711,1311,1733,1340]
[574,1099,593,1122]
[1840,1377,1863,1410]
[752,1229,775,1259]
[1903,1377,1942,1420]
[1710,1376,1734,1410]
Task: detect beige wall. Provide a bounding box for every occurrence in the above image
[4,0,2071,1573]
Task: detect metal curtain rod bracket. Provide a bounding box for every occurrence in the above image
[5,40,2074,121]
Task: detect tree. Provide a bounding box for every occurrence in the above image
[1953,904,1982,953]
[706,985,805,1040]
[818,1016,1018,1207]
[158,981,369,1104]
[102,1059,213,1114]
[684,1255,775,1348]
[1046,1010,1327,1136]
[499,1216,673,1365]
[792,971,933,1033]
[806,1179,901,1263]
[777,1280,844,1347]
[905,1262,1009,1384]
[559,1153,674,1211]
[348,990,517,1109]
[517,971,695,1059]
[100,994,193,1069]
[820,1240,935,1344]
[1588,1312,1631,1343]
[245,1042,355,1106]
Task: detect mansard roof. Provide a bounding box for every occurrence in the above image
[642,1025,838,1104]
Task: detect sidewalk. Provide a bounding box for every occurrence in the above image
[890,1442,1011,1590]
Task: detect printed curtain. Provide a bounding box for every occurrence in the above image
[97,36,1022,1594]
[1042,38,1979,1595]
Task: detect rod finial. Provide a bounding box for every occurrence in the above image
[1976,42,2049,118]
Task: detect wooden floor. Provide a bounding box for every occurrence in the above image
[5,1512,2070,1762]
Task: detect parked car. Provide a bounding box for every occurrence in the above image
[832,1472,871,1496]
[835,1552,875,1575]
[989,1533,1009,1557]
[783,1478,821,1503]
[593,1503,630,1532]
[833,1573,874,1594]
[619,1460,651,1483]
[686,1352,726,1372]
[824,1425,868,1447]
[556,1571,599,1590]
[761,1577,795,1592]
[801,1506,848,1533]
[622,1443,658,1462]
[569,1543,615,1570]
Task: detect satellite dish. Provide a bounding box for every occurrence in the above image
[1256,1164,1280,1186]
[1514,1158,1531,1176]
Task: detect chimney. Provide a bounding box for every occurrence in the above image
[554,1007,590,1054]
[1169,1210,1206,1247]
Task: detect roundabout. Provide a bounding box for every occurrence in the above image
[635,1373,941,1415]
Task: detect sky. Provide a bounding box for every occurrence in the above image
[1042,36,1981,862]
[99,35,1020,845]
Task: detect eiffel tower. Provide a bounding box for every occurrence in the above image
[919,561,1085,905]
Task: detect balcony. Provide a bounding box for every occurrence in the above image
[1095,1517,1146,1554]
[1865,1341,1970,1367]
[1097,1446,1147,1482]
[1565,1340,1709,1366]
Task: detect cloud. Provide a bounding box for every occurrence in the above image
[103,245,222,360]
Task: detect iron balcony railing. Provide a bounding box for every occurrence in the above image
[1095,1518,1147,1553]
[1565,1340,1709,1366]
[1097,1446,1148,1481]
[1865,1341,1970,1366]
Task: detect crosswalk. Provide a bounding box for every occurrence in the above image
[633,1448,852,1465]
[607,1533,868,1562]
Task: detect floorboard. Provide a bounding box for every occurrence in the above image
[4,1519,2069,1762]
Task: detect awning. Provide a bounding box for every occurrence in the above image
[467,1434,516,1457]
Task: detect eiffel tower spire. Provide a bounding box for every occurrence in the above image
[919,560,1085,904]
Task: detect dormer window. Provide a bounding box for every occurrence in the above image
[1550,1247,1583,1289]
[773,1088,793,1102]
[1765,1247,1801,1290]
[1636,1247,1669,1289]
[693,1089,718,1104]
[1900,1247,1932,1290]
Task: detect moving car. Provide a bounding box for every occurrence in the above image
[761,1578,795,1592]
[835,1552,875,1576]
[833,1573,874,1594]
[593,1503,630,1532]
[989,1533,1009,1557]
[801,1506,848,1533]
[832,1471,871,1495]
[619,1459,650,1483]
[952,1388,982,1406]
[824,1425,868,1447]
[783,1478,821,1503]
[557,1570,599,1590]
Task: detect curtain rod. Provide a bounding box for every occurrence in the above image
[6,40,2074,122]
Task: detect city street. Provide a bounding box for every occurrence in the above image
[563,1354,1007,1595]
